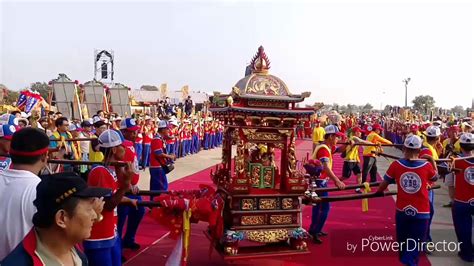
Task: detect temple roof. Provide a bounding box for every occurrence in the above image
[230,46,310,103]
[210,106,314,116]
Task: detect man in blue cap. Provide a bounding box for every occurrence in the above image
[150,120,176,193]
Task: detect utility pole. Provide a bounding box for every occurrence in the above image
[402,78,411,107]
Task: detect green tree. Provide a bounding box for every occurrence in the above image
[347,104,358,114]
[30,82,50,100]
[362,103,373,112]
[383,105,392,113]
[140,85,159,91]
[450,105,465,116]
[412,95,435,114]
[339,105,348,113]
[0,84,20,105]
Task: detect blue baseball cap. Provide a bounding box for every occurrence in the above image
[120,118,140,131]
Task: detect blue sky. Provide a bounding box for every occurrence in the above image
[1,0,472,108]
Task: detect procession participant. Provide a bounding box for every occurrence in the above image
[461,122,472,133]
[419,125,442,248]
[204,119,211,150]
[166,118,178,157]
[342,127,373,193]
[97,110,106,120]
[118,118,145,251]
[304,119,312,139]
[210,120,217,149]
[187,120,194,153]
[409,124,421,137]
[312,119,325,152]
[89,117,108,162]
[184,95,193,116]
[142,115,153,168]
[0,128,49,260]
[191,119,199,154]
[442,125,461,207]
[50,117,78,172]
[310,125,346,244]
[0,173,109,266]
[36,116,48,131]
[135,117,144,169]
[361,123,393,183]
[69,124,84,173]
[175,120,182,158]
[214,119,220,147]
[0,124,16,171]
[218,119,224,146]
[183,120,191,156]
[451,133,474,262]
[111,116,122,131]
[296,120,304,139]
[376,135,437,266]
[80,121,93,159]
[198,118,205,153]
[83,129,134,266]
[150,120,176,192]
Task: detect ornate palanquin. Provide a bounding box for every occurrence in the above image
[208,46,314,258]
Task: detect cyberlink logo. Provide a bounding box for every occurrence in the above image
[345,236,462,254]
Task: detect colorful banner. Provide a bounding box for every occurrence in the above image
[25,93,40,113]
[16,91,30,110]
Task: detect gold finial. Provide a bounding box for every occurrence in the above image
[250,46,271,73]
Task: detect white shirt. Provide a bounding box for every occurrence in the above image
[79,132,90,154]
[0,169,41,260]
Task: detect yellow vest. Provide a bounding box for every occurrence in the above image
[423,142,439,160]
[313,144,332,170]
[442,139,461,154]
[344,136,360,162]
[362,132,391,157]
[52,131,79,160]
[312,127,326,143]
[89,136,104,162]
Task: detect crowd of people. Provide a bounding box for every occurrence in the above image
[0,98,224,265]
[307,111,473,264]
[0,101,472,265]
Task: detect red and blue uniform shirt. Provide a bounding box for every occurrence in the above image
[122,140,140,185]
[150,135,167,168]
[418,148,436,187]
[384,159,436,218]
[314,145,336,179]
[86,166,118,242]
[143,126,154,145]
[453,157,474,204]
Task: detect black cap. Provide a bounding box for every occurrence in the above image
[81,121,92,127]
[34,172,111,212]
[93,120,107,128]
